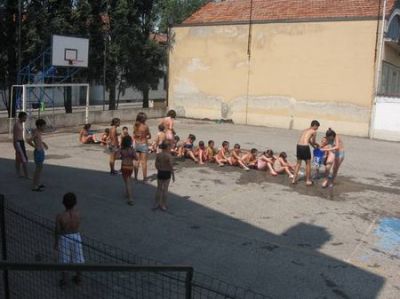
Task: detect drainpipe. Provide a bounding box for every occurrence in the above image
[370,0,388,139]
[245,0,254,125]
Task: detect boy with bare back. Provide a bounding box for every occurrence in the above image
[206,140,217,163]
[13,112,29,178]
[27,119,48,191]
[109,118,120,175]
[292,120,320,185]
[215,141,230,167]
[151,124,166,153]
[55,192,84,288]
[154,142,175,211]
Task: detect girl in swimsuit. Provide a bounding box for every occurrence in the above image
[161,110,176,147]
[178,134,198,162]
[133,112,151,182]
[324,128,345,187]
[276,152,295,178]
[118,136,138,205]
[257,150,278,176]
[79,124,98,144]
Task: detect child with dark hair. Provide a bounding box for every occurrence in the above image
[215,141,230,167]
[228,144,250,171]
[100,128,110,146]
[242,148,258,169]
[27,119,48,191]
[55,192,84,288]
[13,111,29,178]
[109,118,121,175]
[195,140,208,164]
[206,140,217,163]
[178,134,198,162]
[150,123,166,153]
[162,110,177,146]
[170,135,181,156]
[276,152,295,178]
[133,112,151,182]
[117,136,138,205]
[79,123,98,144]
[257,149,278,176]
[154,142,175,211]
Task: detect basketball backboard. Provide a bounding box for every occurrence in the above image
[52,35,89,68]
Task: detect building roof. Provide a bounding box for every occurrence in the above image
[183,0,398,26]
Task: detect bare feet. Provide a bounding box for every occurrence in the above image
[306,181,313,186]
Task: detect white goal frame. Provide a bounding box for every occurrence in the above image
[9,83,90,138]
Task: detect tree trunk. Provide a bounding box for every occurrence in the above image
[109,82,116,110]
[142,87,149,108]
[64,87,72,113]
[6,0,17,117]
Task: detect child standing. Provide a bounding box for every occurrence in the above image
[155,142,175,211]
[27,119,48,191]
[228,144,250,170]
[151,124,166,153]
[215,141,230,167]
[55,192,85,287]
[118,136,138,205]
[13,111,29,178]
[109,118,121,175]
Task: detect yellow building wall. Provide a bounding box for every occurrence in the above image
[169,21,379,136]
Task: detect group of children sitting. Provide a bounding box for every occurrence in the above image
[82,123,334,182]
[173,134,296,178]
[173,133,336,182]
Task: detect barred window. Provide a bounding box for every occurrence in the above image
[380,61,400,97]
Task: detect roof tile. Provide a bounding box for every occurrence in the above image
[184,0,397,25]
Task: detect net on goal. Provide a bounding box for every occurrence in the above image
[9,83,90,138]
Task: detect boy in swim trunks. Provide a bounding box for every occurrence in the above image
[27,119,48,191]
[109,118,120,175]
[228,144,250,171]
[55,192,84,287]
[154,142,175,211]
[13,112,29,178]
[292,120,320,185]
[215,141,230,167]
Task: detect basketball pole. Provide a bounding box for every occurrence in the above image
[85,86,90,124]
[22,85,26,140]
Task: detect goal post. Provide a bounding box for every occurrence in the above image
[9,83,90,139]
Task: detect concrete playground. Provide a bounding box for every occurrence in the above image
[1,118,400,298]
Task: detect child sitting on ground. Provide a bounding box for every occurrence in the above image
[79,124,98,144]
[206,140,217,163]
[170,135,181,156]
[100,128,110,146]
[195,140,208,165]
[276,152,295,178]
[257,149,278,176]
[215,141,230,167]
[178,134,198,162]
[150,124,166,153]
[242,148,258,169]
[228,143,250,171]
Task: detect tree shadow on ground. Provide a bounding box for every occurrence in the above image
[0,157,384,299]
